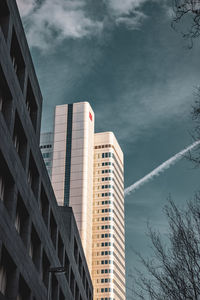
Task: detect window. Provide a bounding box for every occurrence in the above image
[0,246,17,297]
[10,28,25,91]
[51,275,58,300]
[15,195,30,247]
[42,251,50,288]
[42,152,50,158]
[0,176,5,201]
[82,268,86,288]
[75,283,79,300]
[78,254,82,276]
[26,79,38,132]
[0,65,12,128]
[58,234,64,264]
[0,264,6,295]
[17,275,31,300]
[0,0,10,41]
[70,269,75,296]
[28,152,39,198]
[50,211,57,249]
[13,113,27,168]
[64,253,70,283]
[29,226,41,271]
[74,238,78,263]
[0,151,14,211]
[40,185,50,228]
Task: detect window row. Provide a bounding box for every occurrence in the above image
[102,177,113,182]
[98,278,112,283]
[101,170,113,174]
[40,144,52,149]
[101,260,113,265]
[102,162,114,167]
[94,144,112,149]
[97,288,113,293]
[101,217,113,221]
[101,242,113,247]
[101,269,113,274]
[102,153,114,158]
[102,185,113,189]
[102,209,113,213]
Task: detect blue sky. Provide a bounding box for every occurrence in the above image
[17,0,200,298]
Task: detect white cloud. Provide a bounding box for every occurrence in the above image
[16,0,167,50]
[16,0,103,50]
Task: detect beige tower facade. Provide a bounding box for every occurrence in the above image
[51,102,94,271]
[92,132,126,300]
[50,102,126,298]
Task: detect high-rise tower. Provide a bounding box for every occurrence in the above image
[51,102,94,271]
[48,102,126,299]
[92,132,126,300]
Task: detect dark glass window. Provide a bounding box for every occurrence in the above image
[29,226,41,271]
[70,269,75,296]
[26,79,38,132]
[13,112,27,168]
[0,0,10,40]
[64,253,70,283]
[74,238,78,263]
[58,233,64,264]
[15,194,30,247]
[50,211,57,249]
[0,65,12,128]
[18,275,31,300]
[0,246,17,298]
[10,28,25,91]
[42,251,50,288]
[28,152,39,198]
[0,151,14,212]
[40,185,50,228]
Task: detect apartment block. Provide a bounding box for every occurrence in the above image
[0,1,93,299]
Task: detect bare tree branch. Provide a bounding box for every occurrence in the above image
[132,196,200,299]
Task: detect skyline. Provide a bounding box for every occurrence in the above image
[16,0,200,298]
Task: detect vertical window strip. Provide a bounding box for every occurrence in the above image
[64,104,73,206]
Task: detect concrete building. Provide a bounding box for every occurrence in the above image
[51,103,94,272]
[40,132,54,177]
[0,1,93,299]
[49,103,126,300]
[92,132,126,300]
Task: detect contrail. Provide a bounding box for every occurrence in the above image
[125,140,200,197]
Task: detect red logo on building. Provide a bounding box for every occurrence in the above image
[89,112,92,121]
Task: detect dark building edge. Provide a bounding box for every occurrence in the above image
[0,1,93,300]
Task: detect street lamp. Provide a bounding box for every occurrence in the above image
[48,266,68,300]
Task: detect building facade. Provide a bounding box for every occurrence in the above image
[0,1,93,299]
[40,132,54,177]
[51,102,94,272]
[49,103,126,300]
[92,132,126,300]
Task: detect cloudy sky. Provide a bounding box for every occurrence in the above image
[17,0,200,298]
